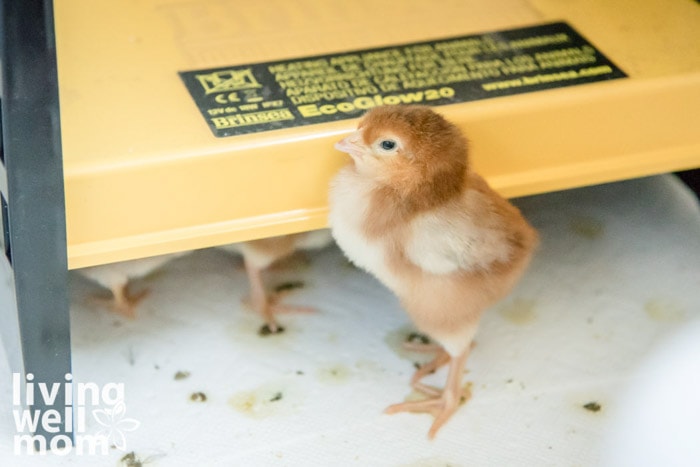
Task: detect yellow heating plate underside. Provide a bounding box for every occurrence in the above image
[55,0,700,268]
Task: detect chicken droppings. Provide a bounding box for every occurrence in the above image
[583,401,601,412]
[174,371,190,381]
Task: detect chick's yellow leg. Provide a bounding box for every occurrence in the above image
[110,283,149,319]
[407,341,476,396]
[243,257,314,334]
[410,348,451,397]
[385,348,471,439]
[244,257,281,332]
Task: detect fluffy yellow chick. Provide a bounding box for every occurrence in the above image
[220,230,332,334]
[329,105,538,438]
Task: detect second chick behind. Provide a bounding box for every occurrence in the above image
[220,229,333,333]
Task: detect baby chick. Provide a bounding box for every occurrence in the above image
[329,105,538,438]
[78,251,188,318]
[220,230,332,334]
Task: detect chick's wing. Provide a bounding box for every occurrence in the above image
[405,188,515,275]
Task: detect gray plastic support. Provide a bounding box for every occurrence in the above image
[0,0,72,450]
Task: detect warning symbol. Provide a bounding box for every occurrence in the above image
[195,68,262,95]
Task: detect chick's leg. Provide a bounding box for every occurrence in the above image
[385,348,471,439]
[110,283,149,319]
[409,348,451,397]
[243,256,314,334]
[244,256,282,333]
[406,340,476,397]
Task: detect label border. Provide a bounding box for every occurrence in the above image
[179,21,627,138]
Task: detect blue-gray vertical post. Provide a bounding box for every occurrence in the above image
[0,0,72,450]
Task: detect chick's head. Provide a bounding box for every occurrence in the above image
[335,105,468,197]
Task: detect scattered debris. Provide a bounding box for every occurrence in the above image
[119,451,164,466]
[274,281,305,293]
[259,324,285,336]
[190,392,207,402]
[174,371,190,381]
[583,401,602,412]
[229,384,293,419]
[120,451,143,467]
[406,332,431,345]
[459,382,473,405]
[317,364,351,384]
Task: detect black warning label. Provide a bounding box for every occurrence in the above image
[179,22,627,137]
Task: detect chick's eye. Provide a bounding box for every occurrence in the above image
[380,140,397,151]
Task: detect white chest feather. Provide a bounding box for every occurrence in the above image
[328,169,402,291]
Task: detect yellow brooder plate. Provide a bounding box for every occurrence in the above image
[55,0,700,269]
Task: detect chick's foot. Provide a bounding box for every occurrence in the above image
[89,284,148,319]
[385,348,471,439]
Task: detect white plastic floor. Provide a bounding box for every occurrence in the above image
[1,175,700,466]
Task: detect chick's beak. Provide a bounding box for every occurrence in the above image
[334,131,365,160]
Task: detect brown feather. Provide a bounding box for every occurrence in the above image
[360,106,468,238]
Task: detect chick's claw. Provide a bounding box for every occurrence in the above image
[388,383,473,440]
[385,390,463,440]
[387,349,471,438]
[268,289,316,315]
[254,303,316,336]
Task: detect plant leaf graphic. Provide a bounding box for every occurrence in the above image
[119,418,141,432]
[112,430,128,451]
[112,401,127,419]
[92,408,112,428]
